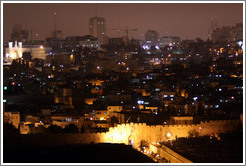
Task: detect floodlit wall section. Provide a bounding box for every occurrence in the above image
[15,120,241,147]
[61,120,240,145]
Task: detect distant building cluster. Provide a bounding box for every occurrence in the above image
[4,18,243,64]
[3,16,243,141]
[11,24,28,42]
[211,23,243,43]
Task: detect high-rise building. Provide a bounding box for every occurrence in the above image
[210,17,218,31]
[145,30,159,45]
[211,23,243,43]
[89,17,106,44]
[234,23,243,41]
[11,24,28,42]
[207,17,218,40]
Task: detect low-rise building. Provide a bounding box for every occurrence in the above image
[4,111,20,129]
[51,114,84,129]
[170,116,194,125]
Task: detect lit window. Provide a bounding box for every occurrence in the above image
[137,100,144,104]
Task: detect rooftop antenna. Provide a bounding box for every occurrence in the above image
[117,5,121,37]
[54,12,57,39]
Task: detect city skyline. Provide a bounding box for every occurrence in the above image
[2,1,244,164]
[3,3,243,42]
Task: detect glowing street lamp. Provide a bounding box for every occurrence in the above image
[166,132,171,138]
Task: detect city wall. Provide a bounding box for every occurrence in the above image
[106,119,241,148]
[13,119,241,148]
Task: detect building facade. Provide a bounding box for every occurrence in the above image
[11,24,28,42]
[5,41,52,61]
[145,30,159,45]
[211,23,243,43]
[158,36,181,47]
[89,17,106,44]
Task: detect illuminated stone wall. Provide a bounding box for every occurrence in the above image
[14,119,241,147]
[45,120,238,147]
[100,119,241,148]
[75,119,241,147]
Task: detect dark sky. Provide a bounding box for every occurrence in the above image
[3,3,243,42]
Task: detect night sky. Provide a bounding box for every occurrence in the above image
[3,3,243,42]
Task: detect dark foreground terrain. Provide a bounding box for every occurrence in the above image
[163,132,243,163]
[3,124,154,163]
[4,143,155,163]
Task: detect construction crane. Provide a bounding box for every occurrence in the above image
[106,28,121,37]
[107,26,137,40]
[121,26,137,40]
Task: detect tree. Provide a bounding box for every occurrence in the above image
[22,52,32,61]
[3,123,19,136]
[109,116,119,127]
[31,125,47,134]
[47,125,64,133]
[188,129,199,137]
[11,59,18,68]
[80,125,86,133]
[63,124,79,133]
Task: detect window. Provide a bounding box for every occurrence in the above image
[137,100,144,104]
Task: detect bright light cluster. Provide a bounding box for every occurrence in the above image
[7,41,23,60]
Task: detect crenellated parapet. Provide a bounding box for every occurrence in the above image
[99,119,241,147]
[15,119,241,147]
